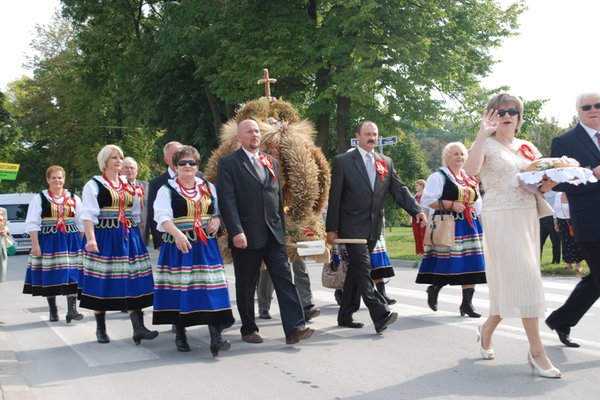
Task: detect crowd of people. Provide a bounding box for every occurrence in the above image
[11,91,600,377]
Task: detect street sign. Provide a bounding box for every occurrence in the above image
[0,163,20,180]
[349,136,397,147]
[380,136,398,145]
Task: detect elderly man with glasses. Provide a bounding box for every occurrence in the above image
[546,92,600,348]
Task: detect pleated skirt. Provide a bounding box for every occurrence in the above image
[80,224,154,311]
[481,207,546,318]
[23,230,83,297]
[152,238,235,328]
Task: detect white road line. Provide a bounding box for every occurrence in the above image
[45,316,160,367]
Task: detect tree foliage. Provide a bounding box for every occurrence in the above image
[2,0,538,210]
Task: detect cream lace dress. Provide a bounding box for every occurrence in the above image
[479,138,546,318]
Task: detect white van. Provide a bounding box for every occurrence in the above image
[0,193,36,253]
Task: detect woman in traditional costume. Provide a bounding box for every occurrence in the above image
[23,166,84,322]
[79,145,158,345]
[416,142,486,318]
[465,93,561,378]
[152,146,234,356]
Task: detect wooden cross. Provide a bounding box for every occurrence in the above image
[257,68,277,99]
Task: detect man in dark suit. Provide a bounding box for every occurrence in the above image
[546,92,600,348]
[326,120,427,334]
[146,141,182,249]
[217,119,314,345]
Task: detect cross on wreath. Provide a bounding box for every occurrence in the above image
[257,68,277,99]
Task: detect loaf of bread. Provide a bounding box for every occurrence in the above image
[525,157,580,172]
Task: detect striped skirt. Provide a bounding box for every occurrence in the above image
[416,213,486,286]
[152,237,235,328]
[80,223,154,311]
[23,229,83,297]
[370,236,395,279]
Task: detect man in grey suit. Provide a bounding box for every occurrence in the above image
[217,119,314,345]
[326,120,427,333]
[122,157,149,245]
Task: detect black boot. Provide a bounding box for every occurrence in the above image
[65,296,83,323]
[460,288,481,318]
[175,324,191,352]
[95,312,110,343]
[376,282,397,305]
[130,310,159,345]
[47,297,59,322]
[209,324,231,357]
[426,285,442,312]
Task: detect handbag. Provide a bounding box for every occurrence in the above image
[424,200,455,247]
[321,245,348,289]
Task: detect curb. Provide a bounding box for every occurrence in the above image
[391,259,419,269]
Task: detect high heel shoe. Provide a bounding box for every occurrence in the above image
[527,352,562,378]
[476,325,494,360]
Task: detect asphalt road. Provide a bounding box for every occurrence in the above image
[2,252,600,400]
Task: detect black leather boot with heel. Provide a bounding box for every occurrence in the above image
[47,297,59,322]
[175,323,191,352]
[376,282,396,305]
[95,312,110,343]
[209,325,231,357]
[426,285,442,312]
[130,309,159,345]
[459,288,481,318]
[65,296,83,323]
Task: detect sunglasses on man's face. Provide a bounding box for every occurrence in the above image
[497,109,520,117]
[176,160,198,167]
[580,103,600,112]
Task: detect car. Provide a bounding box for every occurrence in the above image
[0,193,36,253]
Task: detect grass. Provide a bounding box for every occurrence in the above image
[383,226,587,277]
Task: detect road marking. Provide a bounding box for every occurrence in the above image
[45,316,160,367]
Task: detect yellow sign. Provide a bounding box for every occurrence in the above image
[0,163,20,180]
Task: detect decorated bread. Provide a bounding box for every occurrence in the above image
[525,156,580,172]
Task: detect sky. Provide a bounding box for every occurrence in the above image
[1,0,599,127]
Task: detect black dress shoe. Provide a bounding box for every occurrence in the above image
[375,312,398,334]
[338,320,364,329]
[258,310,272,320]
[304,307,320,322]
[546,321,580,348]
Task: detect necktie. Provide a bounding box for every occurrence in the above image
[595,132,600,149]
[365,153,376,189]
[253,155,266,181]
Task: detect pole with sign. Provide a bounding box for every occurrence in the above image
[350,136,397,155]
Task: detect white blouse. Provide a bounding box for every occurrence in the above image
[154,177,219,232]
[79,175,142,225]
[421,167,482,215]
[553,193,570,219]
[25,190,83,233]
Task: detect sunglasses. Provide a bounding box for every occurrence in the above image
[176,160,198,167]
[497,109,519,117]
[581,103,600,111]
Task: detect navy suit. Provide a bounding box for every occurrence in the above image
[326,148,421,325]
[217,148,305,337]
[547,123,600,330]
